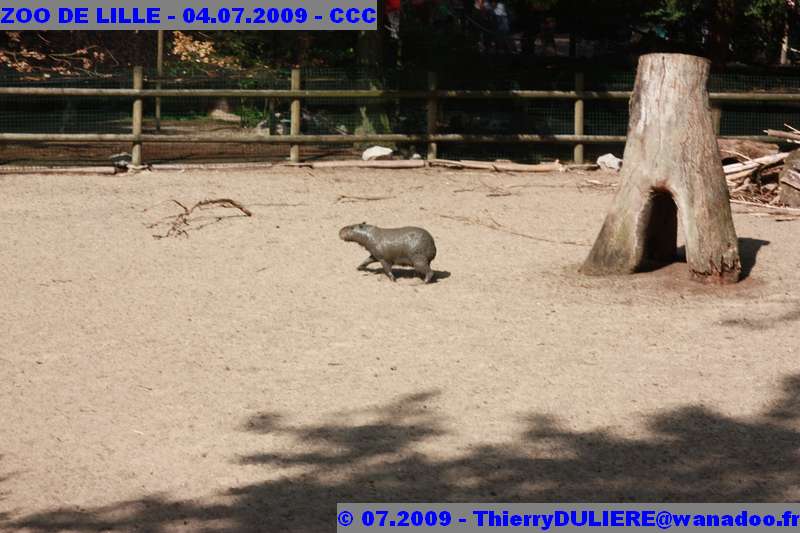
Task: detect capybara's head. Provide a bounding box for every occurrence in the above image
[339,222,373,244]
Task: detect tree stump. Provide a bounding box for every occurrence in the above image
[581,53,741,283]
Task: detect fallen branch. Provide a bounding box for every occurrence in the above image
[581,178,618,189]
[493,161,564,173]
[731,178,754,194]
[311,160,425,169]
[565,163,601,171]
[765,129,800,143]
[438,212,589,246]
[720,149,754,162]
[430,158,495,170]
[785,123,800,135]
[151,198,252,239]
[479,178,517,197]
[453,177,552,197]
[726,168,758,183]
[723,152,789,175]
[248,202,307,208]
[730,199,800,214]
[336,194,395,203]
[429,158,563,172]
[152,162,274,171]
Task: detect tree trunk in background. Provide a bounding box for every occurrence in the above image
[581,53,741,284]
[295,32,313,65]
[357,0,385,68]
[707,0,735,66]
[780,17,790,65]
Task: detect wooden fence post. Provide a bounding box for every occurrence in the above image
[573,71,585,164]
[155,30,164,132]
[427,72,438,160]
[290,68,301,163]
[132,66,143,167]
[711,105,722,135]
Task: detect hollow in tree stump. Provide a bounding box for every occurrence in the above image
[580,53,741,283]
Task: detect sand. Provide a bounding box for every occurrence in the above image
[1,167,799,532]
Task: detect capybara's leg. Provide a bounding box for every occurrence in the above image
[357,255,377,270]
[379,259,396,282]
[413,257,434,283]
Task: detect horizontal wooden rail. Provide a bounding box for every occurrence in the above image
[0,133,626,143]
[2,86,800,102]
[0,132,783,144]
[709,92,800,102]
[2,67,798,167]
[0,87,632,99]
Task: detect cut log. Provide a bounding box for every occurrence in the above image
[764,129,800,142]
[428,159,563,172]
[722,152,788,175]
[310,160,425,169]
[581,53,741,283]
[444,159,496,170]
[491,161,563,172]
[429,159,491,169]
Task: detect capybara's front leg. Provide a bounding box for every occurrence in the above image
[357,255,377,270]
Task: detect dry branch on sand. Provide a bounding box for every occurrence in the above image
[149,198,253,239]
[430,159,564,173]
[438,211,589,246]
[452,178,523,197]
[335,194,395,203]
[730,199,800,214]
[580,178,618,190]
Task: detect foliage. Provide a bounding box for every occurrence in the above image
[170,31,240,69]
[0,31,120,77]
[0,0,798,79]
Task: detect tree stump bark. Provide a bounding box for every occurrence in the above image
[581,53,741,283]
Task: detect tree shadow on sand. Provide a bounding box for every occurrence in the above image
[9,378,800,532]
[0,456,11,524]
[638,238,769,280]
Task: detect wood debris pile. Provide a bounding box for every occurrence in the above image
[719,134,799,207]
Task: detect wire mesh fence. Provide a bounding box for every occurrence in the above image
[2,65,800,168]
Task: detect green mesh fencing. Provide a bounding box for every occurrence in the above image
[2,65,800,167]
[0,73,132,136]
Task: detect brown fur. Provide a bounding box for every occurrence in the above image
[339,223,437,283]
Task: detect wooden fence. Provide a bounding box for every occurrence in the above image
[0,66,795,166]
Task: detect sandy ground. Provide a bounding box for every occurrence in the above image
[1,166,799,532]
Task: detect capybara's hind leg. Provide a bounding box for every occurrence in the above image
[413,257,434,283]
[357,255,377,270]
[380,259,396,282]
